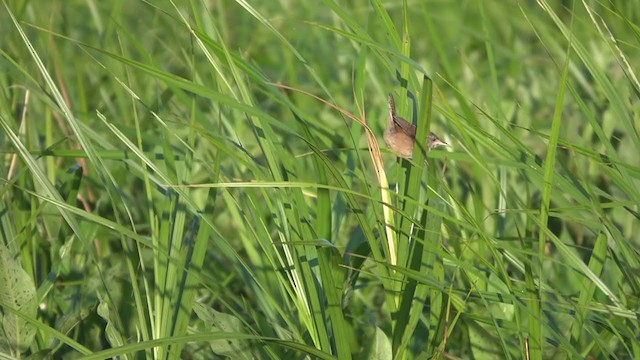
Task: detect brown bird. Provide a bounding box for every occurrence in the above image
[384,94,448,158]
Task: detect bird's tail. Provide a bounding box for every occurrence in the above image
[387,94,397,128]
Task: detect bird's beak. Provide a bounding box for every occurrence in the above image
[432,139,449,148]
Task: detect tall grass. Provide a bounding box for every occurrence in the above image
[1,0,639,359]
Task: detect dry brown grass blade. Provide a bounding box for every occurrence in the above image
[271,83,397,265]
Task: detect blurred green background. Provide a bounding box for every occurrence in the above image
[1,0,639,359]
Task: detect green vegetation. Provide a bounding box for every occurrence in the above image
[1,0,639,358]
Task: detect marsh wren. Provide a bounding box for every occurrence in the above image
[384,94,448,158]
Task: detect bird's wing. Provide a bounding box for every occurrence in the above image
[392,116,416,138]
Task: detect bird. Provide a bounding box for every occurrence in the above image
[383,94,448,158]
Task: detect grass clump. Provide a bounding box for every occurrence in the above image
[1,0,639,359]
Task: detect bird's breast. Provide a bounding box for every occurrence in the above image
[384,129,414,158]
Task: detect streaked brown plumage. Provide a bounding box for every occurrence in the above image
[384,94,448,158]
